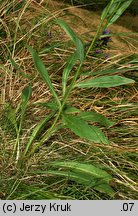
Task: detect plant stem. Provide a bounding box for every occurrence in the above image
[27,63,83,158]
[86,22,103,57]
[25,7,110,158]
[27,25,101,156]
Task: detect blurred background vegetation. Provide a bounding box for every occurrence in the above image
[62,0,138,15]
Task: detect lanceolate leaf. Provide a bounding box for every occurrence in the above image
[108,0,133,26]
[50,162,112,181]
[78,111,115,128]
[93,183,115,197]
[101,0,133,27]
[28,46,61,108]
[63,105,81,114]
[34,161,115,197]
[76,75,135,88]
[62,114,109,144]
[56,19,84,63]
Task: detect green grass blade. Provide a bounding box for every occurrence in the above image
[62,51,78,96]
[21,111,56,160]
[28,46,61,108]
[8,182,70,200]
[9,56,30,79]
[5,104,18,134]
[78,111,115,128]
[14,85,32,160]
[62,114,109,144]
[22,86,32,98]
[21,85,32,114]
[40,42,62,54]
[56,19,84,63]
[76,75,135,88]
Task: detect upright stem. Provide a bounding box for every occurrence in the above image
[62,63,82,105]
[27,63,83,158]
[86,22,103,57]
[28,25,103,155]
[26,12,107,158]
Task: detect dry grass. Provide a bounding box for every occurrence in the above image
[0,0,138,200]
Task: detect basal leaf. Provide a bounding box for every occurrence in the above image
[62,114,109,144]
[76,75,135,88]
[34,161,114,197]
[50,162,112,181]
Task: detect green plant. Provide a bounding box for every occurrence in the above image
[20,0,134,159]
[32,161,115,197]
[4,0,135,198]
